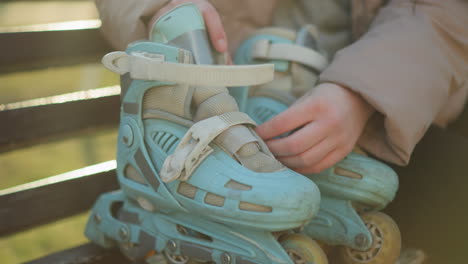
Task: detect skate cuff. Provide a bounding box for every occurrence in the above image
[160,112,257,183]
[251,39,328,72]
[102,51,274,87]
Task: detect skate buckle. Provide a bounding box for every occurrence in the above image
[102,51,165,75]
[161,112,257,182]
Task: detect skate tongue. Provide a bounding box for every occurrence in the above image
[102,51,275,87]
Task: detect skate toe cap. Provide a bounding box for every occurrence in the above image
[183,158,321,230]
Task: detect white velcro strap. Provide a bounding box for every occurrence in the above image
[251,39,328,72]
[160,112,257,183]
[215,125,258,155]
[102,51,274,87]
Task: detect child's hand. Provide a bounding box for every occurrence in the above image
[256,83,375,174]
[149,0,228,53]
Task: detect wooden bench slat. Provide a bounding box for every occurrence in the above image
[0,86,120,153]
[26,243,129,264]
[0,20,111,73]
[0,161,119,237]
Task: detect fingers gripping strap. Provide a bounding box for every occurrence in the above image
[160,112,257,183]
[102,51,274,87]
[251,39,328,72]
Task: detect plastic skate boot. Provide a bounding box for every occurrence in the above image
[85,4,326,264]
[235,26,401,264]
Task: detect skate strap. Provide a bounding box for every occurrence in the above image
[160,112,257,183]
[251,39,328,72]
[102,51,274,87]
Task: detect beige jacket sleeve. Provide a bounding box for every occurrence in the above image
[320,0,468,165]
[95,0,170,50]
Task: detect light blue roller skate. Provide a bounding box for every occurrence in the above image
[85,4,326,264]
[235,26,401,264]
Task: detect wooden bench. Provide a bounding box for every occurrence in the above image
[1,1,468,263]
[0,3,130,262]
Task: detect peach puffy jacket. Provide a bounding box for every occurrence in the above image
[95,0,468,166]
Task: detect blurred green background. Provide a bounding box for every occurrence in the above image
[0,1,119,262]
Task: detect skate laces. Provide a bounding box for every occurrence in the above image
[102,51,274,87]
[160,112,257,182]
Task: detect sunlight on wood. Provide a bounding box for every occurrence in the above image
[0,1,98,27]
[0,19,101,33]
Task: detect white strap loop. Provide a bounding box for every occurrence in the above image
[102,51,274,87]
[160,112,257,182]
[251,39,328,72]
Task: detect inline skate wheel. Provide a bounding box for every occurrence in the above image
[119,242,157,262]
[338,212,401,264]
[164,250,189,264]
[280,234,328,264]
[116,208,157,262]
